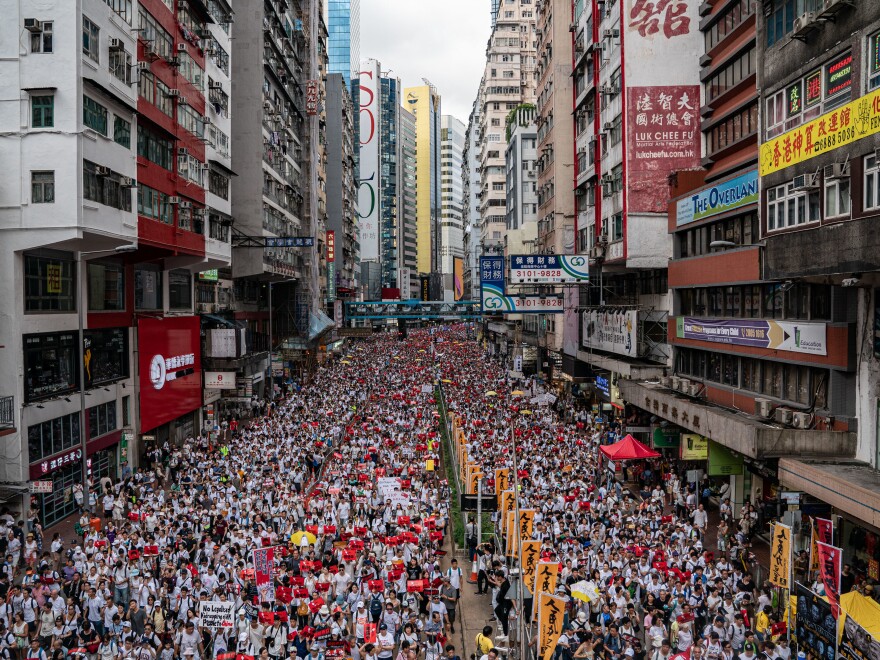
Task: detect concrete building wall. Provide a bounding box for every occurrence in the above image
[440,115,466,300]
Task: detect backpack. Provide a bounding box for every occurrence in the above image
[369,594,383,618]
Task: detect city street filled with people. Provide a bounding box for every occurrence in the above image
[0,327,858,660]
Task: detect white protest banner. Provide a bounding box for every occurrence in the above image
[199,600,235,629]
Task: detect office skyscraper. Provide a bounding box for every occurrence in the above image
[328,0,360,80]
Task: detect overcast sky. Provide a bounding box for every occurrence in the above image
[360,0,490,123]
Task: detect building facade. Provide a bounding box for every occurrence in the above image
[440,115,466,301]
[327,0,360,80]
[399,105,419,299]
[403,84,442,281]
[463,99,483,301]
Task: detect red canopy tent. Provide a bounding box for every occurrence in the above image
[599,434,660,461]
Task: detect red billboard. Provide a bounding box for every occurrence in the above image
[137,316,202,432]
[626,85,701,213]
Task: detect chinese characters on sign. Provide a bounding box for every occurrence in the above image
[627,86,701,213]
[521,541,541,595]
[538,594,565,660]
[534,561,559,596]
[264,237,315,248]
[816,541,842,619]
[306,79,319,115]
[38,448,82,477]
[508,255,590,284]
[252,547,276,603]
[629,0,691,39]
[769,523,791,589]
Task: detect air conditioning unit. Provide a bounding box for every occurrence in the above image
[203,43,216,56]
[677,378,691,393]
[168,88,181,97]
[603,29,619,39]
[774,407,793,425]
[755,398,773,418]
[209,81,223,90]
[197,28,212,39]
[168,196,181,204]
[24,18,42,33]
[601,174,614,185]
[178,147,190,156]
[167,56,180,66]
[179,201,192,210]
[659,376,673,388]
[119,176,136,188]
[108,37,125,51]
[589,244,606,259]
[824,162,849,179]
[177,43,188,52]
[599,85,618,95]
[791,411,811,429]
[671,376,681,390]
[791,173,818,190]
[94,165,111,177]
[821,0,852,11]
[603,121,614,131]
[792,12,817,36]
[687,383,701,397]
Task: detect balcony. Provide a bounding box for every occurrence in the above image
[0,396,13,430]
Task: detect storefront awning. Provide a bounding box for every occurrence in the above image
[619,379,856,460]
[778,458,880,532]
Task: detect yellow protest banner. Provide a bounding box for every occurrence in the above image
[769,523,791,589]
[426,459,435,472]
[506,510,517,556]
[468,471,483,495]
[518,509,535,542]
[538,593,565,660]
[521,540,541,594]
[810,521,820,574]
[495,468,510,493]
[534,561,559,596]
[759,86,880,176]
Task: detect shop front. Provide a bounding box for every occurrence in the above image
[137,316,203,451]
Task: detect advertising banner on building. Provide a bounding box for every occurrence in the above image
[582,309,638,356]
[327,230,336,301]
[357,60,381,261]
[626,85,701,213]
[707,441,743,476]
[481,256,563,314]
[509,255,590,284]
[252,546,275,603]
[680,434,708,460]
[759,85,880,176]
[137,316,202,433]
[205,372,237,390]
[675,169,759,226]
[453,257,465,300]
[795,583,836,656]
[677,317,827,356]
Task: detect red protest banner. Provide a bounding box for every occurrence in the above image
[252,547,275,603]
[816,541,842,619]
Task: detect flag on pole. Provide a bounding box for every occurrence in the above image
[816,541,842,619]
[769,523,791,589]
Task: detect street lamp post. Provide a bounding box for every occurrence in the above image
[76,244,137,500]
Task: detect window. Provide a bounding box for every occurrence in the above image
[27,413,80,463]
[109,48,131,84]
[113,116,131,148]
[824,175,850,218]
[137,125,174,170]
[767,182,819,231]
[84,328,128,387]
[169,269,192,310]
[708,104,757,154]
[104,0,133,24]
[865,154,880,211]
[88,401,117,439]
[30,21,53,53]
[83,96,108,135]
[704,0,756,51]
[138,8,173,60]
[156,80,173,117]
[87,262,124,311]
[122,395,131,426]
[766,0,822,47]
[135,265,163,310]
[31,171,55,203]
[177,104,205,138]
[209,171,229,199]
[82,16,99,62]
[611,212,623,241]
[137,184,173,224]
[178,52,205,91]
[83,161,131,211]
[31,95,54,128]
[24,252,75,312]
[139,70,155,105]
[706,47,755,102]
[23,334,78,403]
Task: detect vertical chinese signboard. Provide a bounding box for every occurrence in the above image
[357,60,380,262]
[625,0,702,214]
[326,230,336,301]
[306,80,319,115]
[768,523,791,589]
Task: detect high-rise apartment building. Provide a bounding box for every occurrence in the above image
[440,115,466,301]
[534,0,575,377]
[0,0,235,523]
[399,105,419,299]
[476,1,537,254]
[569,0,703,393]
[325,73,359,305]
[403,85,442,281]
[463,99,483,301]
